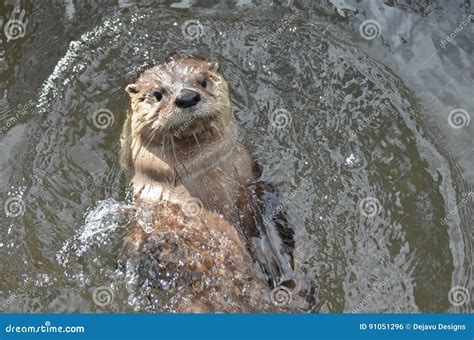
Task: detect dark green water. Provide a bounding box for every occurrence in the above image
[0,1,472,313]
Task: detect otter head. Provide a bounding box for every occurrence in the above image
[125,53,232,145]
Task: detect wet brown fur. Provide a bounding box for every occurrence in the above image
[120,54,276,312]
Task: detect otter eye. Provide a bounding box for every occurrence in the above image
[199,79,207,88]
[153,91,163,101]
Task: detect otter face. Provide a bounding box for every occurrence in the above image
[125,54,231,143]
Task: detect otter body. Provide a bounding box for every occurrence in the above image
[121,54,296,312]
[127,201,275,312]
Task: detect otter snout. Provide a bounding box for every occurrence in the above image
[175,89,201,108]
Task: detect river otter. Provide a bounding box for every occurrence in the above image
[120,53,297,311]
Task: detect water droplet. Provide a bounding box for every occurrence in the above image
[345,153,365,170]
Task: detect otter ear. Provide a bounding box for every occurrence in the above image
[207,61,219,72]
[125,84,139,97]
[166,51,187,62]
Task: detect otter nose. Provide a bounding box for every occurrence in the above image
[175,89,201,108]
